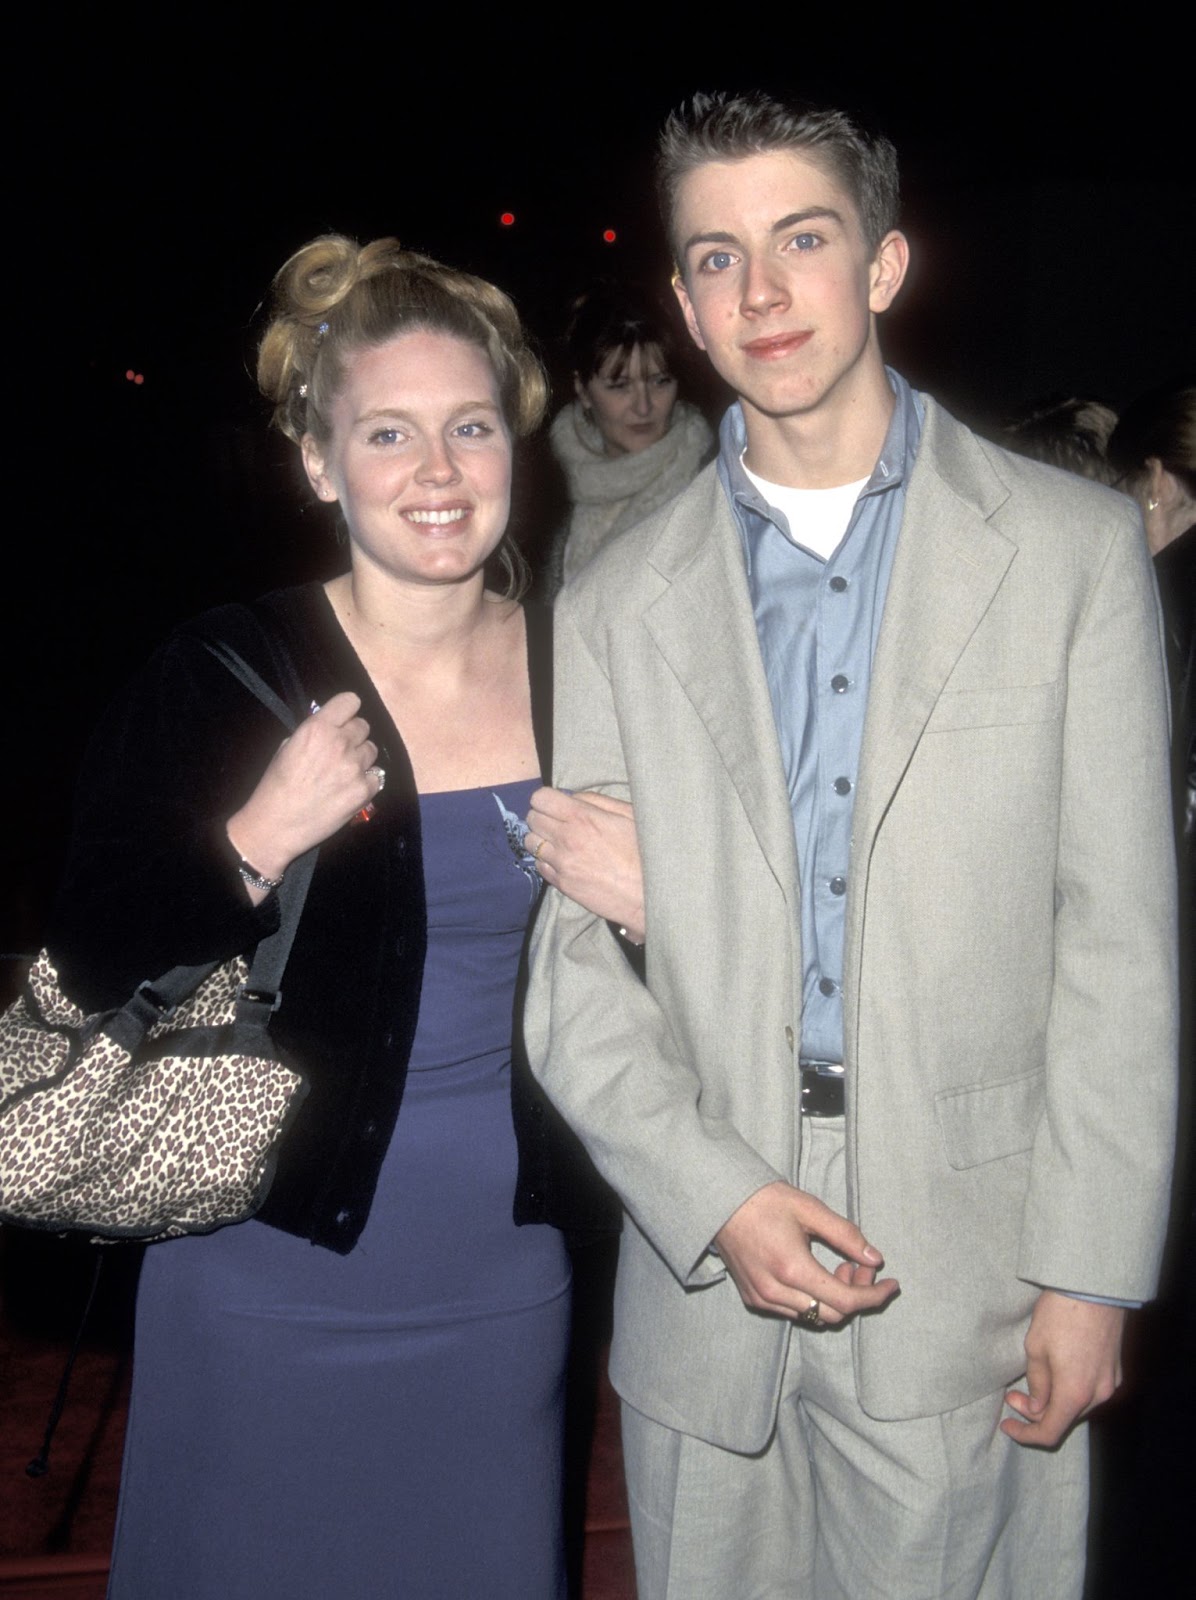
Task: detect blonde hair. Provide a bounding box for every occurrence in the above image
[257,235,548,444]
[256,235,547,595]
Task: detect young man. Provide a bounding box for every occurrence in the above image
[525,93,1176,1599]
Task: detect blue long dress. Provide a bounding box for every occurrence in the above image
[107,778,570,1599]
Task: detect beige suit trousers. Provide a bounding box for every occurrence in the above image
[621,1119,1089,1600]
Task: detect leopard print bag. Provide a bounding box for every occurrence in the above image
[0,638,314,1241]
[0,950,309,1239]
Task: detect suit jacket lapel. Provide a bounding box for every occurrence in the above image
[642,471,799,900]
[852,400,1018,868]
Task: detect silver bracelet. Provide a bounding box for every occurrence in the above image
[237,858,284,892]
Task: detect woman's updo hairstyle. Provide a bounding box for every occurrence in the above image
[257,235,548,445]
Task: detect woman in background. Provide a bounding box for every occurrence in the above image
[49,235,642,1599]
[1108,379,1193,842]
[548,281,712,592]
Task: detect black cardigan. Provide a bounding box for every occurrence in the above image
[50,583,615,1252]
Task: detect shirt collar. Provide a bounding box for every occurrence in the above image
[717,367,924,530]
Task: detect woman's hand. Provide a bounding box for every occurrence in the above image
[525,787,645,942]
[226,692,381,897]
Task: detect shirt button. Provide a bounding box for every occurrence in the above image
[335,1209,352,1225]
[831,674,850,694]
[829,575,848,592]
[829,876,847,896]
[819,977,837,996]
[784,1025,795,1050]
[833,776,852,795]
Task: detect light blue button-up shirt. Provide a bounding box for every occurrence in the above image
[717,370,924,1066]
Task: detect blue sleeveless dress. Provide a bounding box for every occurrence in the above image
[107,779,570,1599]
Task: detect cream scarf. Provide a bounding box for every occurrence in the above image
[549,400,714,588]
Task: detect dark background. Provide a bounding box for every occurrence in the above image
[7,18,1192,952]
[2,18,1192,1593]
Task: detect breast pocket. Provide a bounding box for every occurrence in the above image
[924,681,1060,734]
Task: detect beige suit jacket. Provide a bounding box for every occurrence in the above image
[525,398,1177,1453]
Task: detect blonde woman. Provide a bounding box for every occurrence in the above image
[49,236,642,1599]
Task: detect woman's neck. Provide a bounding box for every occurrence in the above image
[326,568,508,673]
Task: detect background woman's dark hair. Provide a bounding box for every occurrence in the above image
[1108,378,1196,498]
[565,281,688,386]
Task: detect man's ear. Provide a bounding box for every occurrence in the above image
[672,271,707,352]
[301,434,338,503]
[869,230,909,314]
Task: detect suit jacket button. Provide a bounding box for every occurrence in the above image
[784,1026,795,1051]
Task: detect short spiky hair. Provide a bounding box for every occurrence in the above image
[657,91,900,262]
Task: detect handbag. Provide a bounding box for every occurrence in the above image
[0,639,315,1242]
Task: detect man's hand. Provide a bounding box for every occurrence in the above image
[1001,1291,1126,1448]
[714,1181,899,1326]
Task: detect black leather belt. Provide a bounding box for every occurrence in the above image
[800,1062,845,1117]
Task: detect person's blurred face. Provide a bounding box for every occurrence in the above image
[575,343,679,457]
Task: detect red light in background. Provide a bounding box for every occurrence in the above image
[125,369,135,380]
[602,228,617,243]
[134,374,144,385]
[500,212,515,227]
[125,368,145,384]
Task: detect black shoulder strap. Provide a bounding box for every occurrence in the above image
[202,638,299,732]
[134,638,318,1018]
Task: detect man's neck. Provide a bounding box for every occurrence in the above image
[741,355,895,490]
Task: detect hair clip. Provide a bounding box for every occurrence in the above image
[317,321,329,338]
[298,382,308,398]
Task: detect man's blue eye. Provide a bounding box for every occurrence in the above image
[456,421,494,438]
[793,233,820,251]
[369,428,401,446]
[707,251,734,271]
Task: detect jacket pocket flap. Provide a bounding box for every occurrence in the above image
[935,1069,1045,1169]
[925,681,1059,732]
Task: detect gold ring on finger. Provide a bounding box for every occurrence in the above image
[797,1298,823,1329]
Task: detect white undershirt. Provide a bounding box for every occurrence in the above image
[742,455,870,560]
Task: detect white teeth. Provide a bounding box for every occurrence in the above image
[407,508,468,525]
